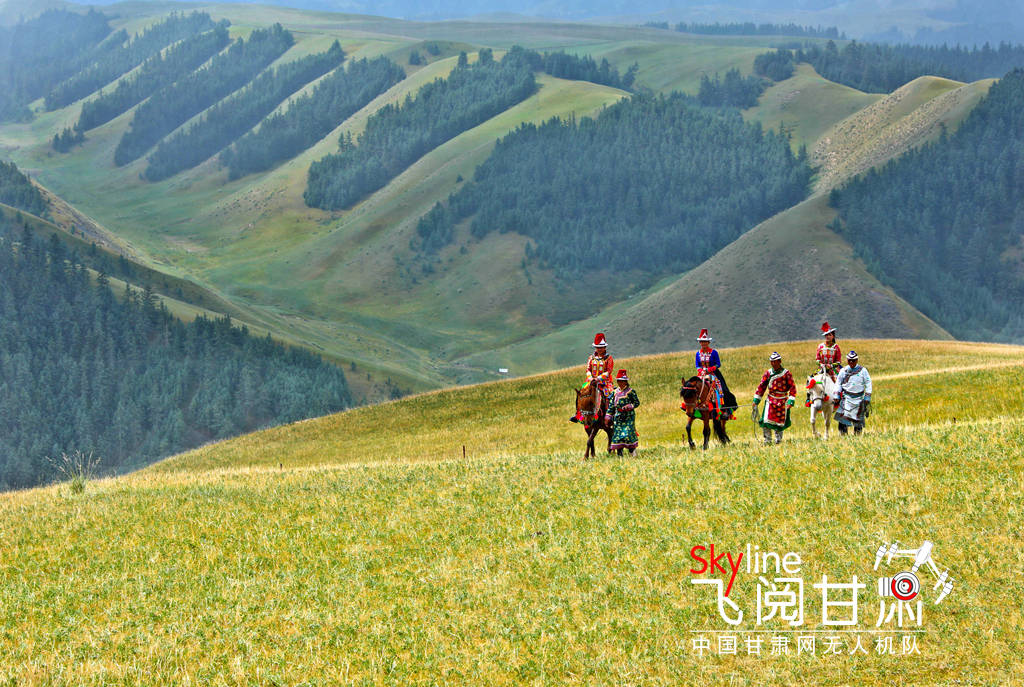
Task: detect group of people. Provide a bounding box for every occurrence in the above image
[570,323,873,451]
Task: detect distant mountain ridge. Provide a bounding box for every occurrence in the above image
[54,0,1024,43]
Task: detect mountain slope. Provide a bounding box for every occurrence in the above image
[455,65,995,376]
[0,5,1012,396]
[455,195,951,375]
[813,74,995,192]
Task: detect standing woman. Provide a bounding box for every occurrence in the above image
[570,332,615,423]
[608,369,640,455]
[695,329,737,419]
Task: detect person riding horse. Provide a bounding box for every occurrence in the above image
[694,329,737,420]
[809,321,842,406]
[570,332,615,423]
[816,322,842,380]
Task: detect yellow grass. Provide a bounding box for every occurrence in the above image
[1,340,1022,684]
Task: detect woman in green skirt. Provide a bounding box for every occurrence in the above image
[608,369,640,455]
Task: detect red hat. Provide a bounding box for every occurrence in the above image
[697,328,712,342]
[593,332,608,347]
[616,369,629,381]
[821,321,836,336]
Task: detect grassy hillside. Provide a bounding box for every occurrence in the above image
[464,65,995,379]
[0,3,1006,397]
[455,195,951,376]
[743,62,881,152]
[0,7,809,394]
[2,340,1022,683]
[812,75,995,192]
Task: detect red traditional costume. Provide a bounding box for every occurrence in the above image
[584,333,615,396]
[816,322,841,380]
[753,356,797,430]
[571,333,615,423]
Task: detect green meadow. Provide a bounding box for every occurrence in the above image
[1,340,1021,684]
[4,5,984,399]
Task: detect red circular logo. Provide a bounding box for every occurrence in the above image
[891,571,920,601]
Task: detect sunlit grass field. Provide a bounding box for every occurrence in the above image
[1,339,1022,684]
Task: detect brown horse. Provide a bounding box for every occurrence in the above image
[680,375,731,450]
[574,383,612,460]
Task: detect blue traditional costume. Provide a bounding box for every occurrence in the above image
[834,350,872,435]
[694,329,737,419]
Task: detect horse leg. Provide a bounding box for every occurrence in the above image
[686,418,696,450]
[702,421,711,450]
[585,426,595,460]
[825,403,832,439]
[810,405,819,438]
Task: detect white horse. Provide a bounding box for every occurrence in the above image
[806,364,838,439]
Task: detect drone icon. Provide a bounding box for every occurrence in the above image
[873,540,954,604]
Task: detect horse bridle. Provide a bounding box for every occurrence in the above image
[577,385,603,422]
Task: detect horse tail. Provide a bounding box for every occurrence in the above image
[713,419,730,444]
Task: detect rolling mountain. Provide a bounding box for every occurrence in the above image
[0,2,1020,406]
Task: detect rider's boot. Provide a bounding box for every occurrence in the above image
[569,412,581,423]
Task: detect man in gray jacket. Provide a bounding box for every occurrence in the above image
[834,350,872,435]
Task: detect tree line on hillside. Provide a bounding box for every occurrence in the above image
[45,12,219,111]
[697,50,802,109]
[76,24,231,132]
[52,127,86,153]
[304,48,537,211]
[115,24,295,166]
[302,46,639,210]
[754,48,798,82]
[416,93,812,277]
[0,161,48,218]
[507,47,637,91]
[646,21,844,39]
[0,218,352,490]
[697,69,769,108]
[0,9,114,122]
[144,41,346,181]
[786,40,1024,94]
[829,68,1024,342]
[221,56,407,180]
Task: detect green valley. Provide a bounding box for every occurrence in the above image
[0,2,1019,402]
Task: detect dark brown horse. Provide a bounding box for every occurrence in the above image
[680,375,731,450]
[574,383,612,460]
